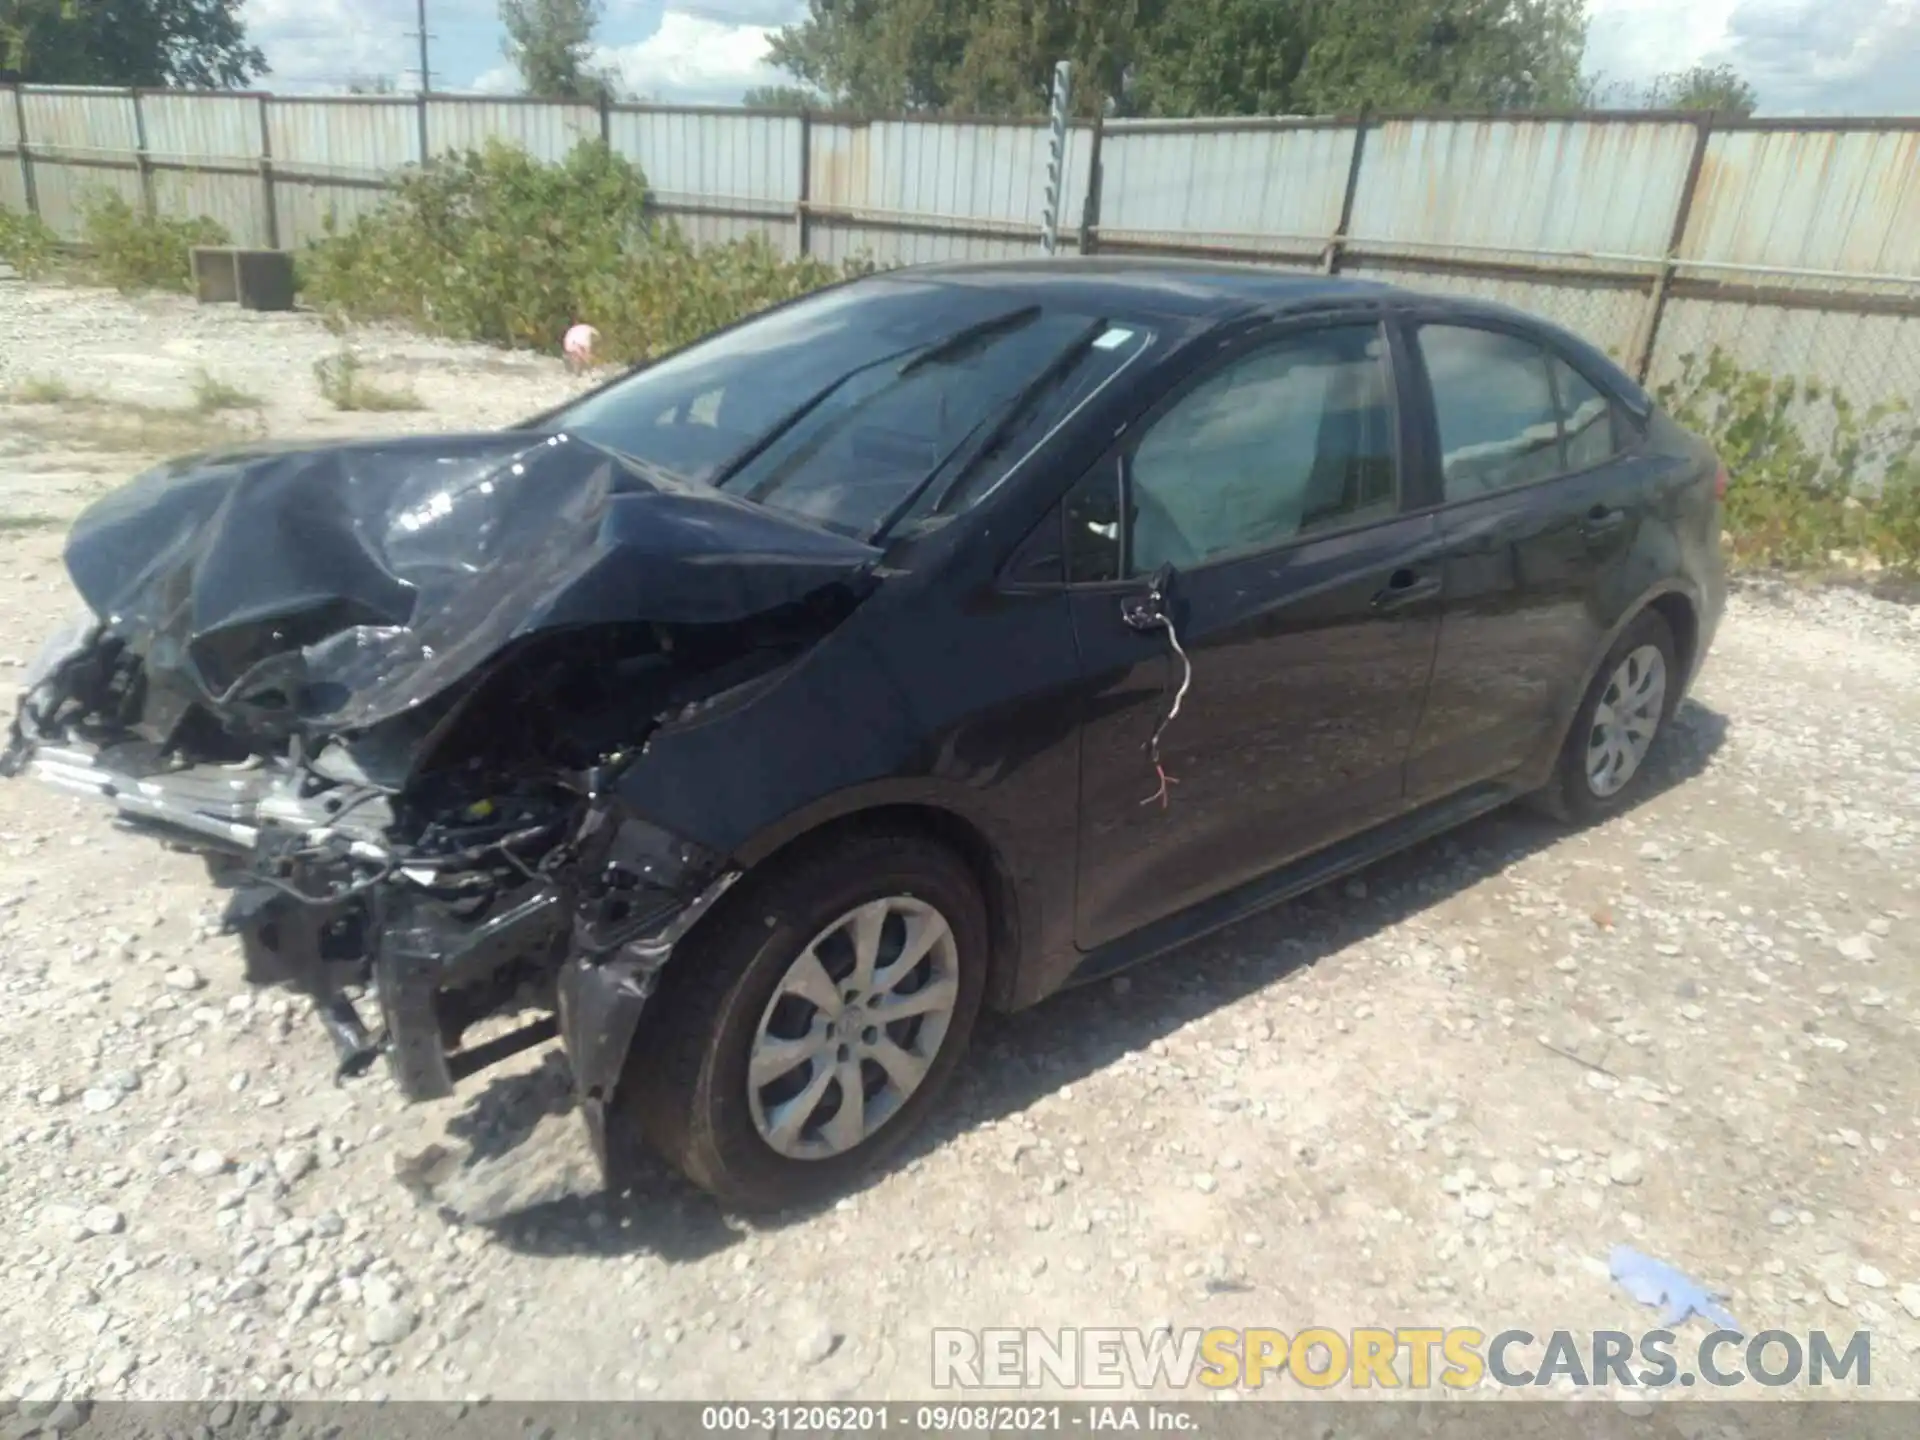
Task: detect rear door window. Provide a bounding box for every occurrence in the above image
[1420,323,1626,503]
[1418,325,1563,502]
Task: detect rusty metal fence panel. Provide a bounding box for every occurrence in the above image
[6,84,1920,427]
[139,91,271,246]
[428,97,599,163]
[1096,119,1356,270]
[807,116,1093,265]
[14,87,143,237]
[0,88,24,213]
[1652,123,1920,464]
[609,107,800,250]
[266,97,419,245]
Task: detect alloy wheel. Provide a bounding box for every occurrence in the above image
[747,896,961,1161]
[1585,643,1667,798]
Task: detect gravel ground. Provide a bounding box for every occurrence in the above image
[1,279,1918,1411]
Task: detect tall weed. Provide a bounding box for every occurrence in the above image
[298,140,870,362]
[1657,347,1920,573]
[0,206,60,278]
[80,193,229,293]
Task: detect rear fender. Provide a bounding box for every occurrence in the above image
[1515,578,1704,793]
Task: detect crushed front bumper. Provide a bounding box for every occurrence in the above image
[5,731,737,1178]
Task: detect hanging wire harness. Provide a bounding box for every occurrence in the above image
[1121,565,1194,810]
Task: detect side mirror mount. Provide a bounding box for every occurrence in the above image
[1121,562,1175,632]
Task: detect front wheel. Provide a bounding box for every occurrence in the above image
[1532,608,1677,825]
[613,829,988,1211]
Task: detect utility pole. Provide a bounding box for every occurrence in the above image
[410,0,432,165]
[414,0,432,94]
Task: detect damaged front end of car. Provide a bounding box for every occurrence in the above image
[1,430,880,1177]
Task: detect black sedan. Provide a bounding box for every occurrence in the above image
[2,259,1726,1211]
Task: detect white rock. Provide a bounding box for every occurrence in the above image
[1855,1264,1887,1290]
[80,1205,125,1236]
[795,1323,839,1366]
[96,1350,137,1386]
[1608,1152,1645,1186]
[366,1303,418,1347]
[1896,1285,1920,1320]
[1490,1161,1527,1190]
[164,966,206,991]
[188,1149,230,1179]
[1836,935,1876,962]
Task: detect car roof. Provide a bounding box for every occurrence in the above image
[889,256,1404,322]
[869,259,1652,405]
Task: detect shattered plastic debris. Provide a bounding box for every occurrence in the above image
[1609,1244,1742,1332]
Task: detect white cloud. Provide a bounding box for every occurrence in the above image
[464,64,522,95]
[641,0,801,26]
[1583,0,1920,113]
[1583,0,1741,92]
[1720,0,1920,114]
[457,9,784,102]
[596,11,784,102]
[242,0,422,90]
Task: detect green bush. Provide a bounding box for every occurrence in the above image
[80,193,229,293]
[0,206,60,278]
[1657,347,1920,573]
[299,139,871,363]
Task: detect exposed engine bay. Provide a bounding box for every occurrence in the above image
[1,429,880,1175]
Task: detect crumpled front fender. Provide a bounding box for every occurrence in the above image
[559,868,739,1177]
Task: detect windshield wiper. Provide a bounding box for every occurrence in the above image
[705,343,924,491]
[896,305,1042,378]
[706,307,1046,494]
[868,316,1113,542]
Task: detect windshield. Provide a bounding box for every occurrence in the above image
[549,276,1155,539]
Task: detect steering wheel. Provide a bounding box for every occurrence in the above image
[1128,481,1202,573]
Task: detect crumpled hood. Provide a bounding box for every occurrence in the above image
[62,431,881,744]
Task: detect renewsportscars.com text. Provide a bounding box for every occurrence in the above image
[931,1326,1872,1391]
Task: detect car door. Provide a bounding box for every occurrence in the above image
[1066,315,1444,952]
[1400,318,1654,804]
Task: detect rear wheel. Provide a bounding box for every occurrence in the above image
[1531,609,1677,825]
[613,829,987,1211]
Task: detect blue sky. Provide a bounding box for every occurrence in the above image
[240,0,1920,114]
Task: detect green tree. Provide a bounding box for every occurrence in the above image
[1133,0,1587,116]
[742,84,823,109]
[765,0,1589,117]
[1641,62,1758,115]
[499,0,619,100]
[1,0,266,87]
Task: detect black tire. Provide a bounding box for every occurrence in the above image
[612,828,988,1212]
[1530,608,1678,825]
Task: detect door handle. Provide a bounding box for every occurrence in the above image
[1370,568,1440,612]
[1581,506,1629,540]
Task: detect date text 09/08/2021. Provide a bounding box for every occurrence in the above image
[700,1406,1196,1432]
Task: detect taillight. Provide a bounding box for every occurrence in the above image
[1713,462,1729,502]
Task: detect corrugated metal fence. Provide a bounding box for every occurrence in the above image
[5,85,1920,410]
